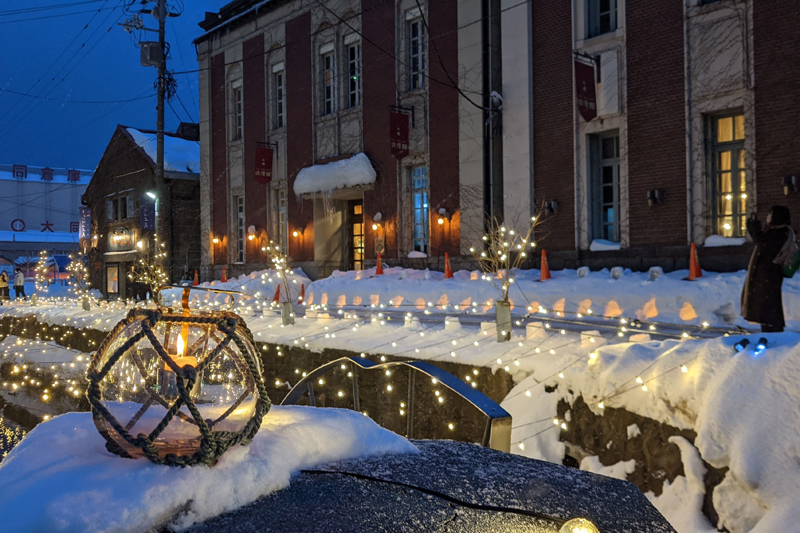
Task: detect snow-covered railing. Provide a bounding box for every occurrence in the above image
[281,356,512,452]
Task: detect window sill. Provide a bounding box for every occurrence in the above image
[576,28,624,52]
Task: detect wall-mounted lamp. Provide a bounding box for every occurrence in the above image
[145,191,157,200]
[211,237,220,244]
[437,208,451,225]
[784,175,798,195]
[647,189,665,207]
[292,228,304,238]
[546,201,559,215]
[247,225,257,241]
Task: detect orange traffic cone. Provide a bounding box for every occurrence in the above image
[375,252,384,275]
[444,252,454,279]
[192,270,199,286]
[538,250,551,282]
[299,283,305,303]
[686,242,702,280]
[272,284,281,303]
[221,265,227,283]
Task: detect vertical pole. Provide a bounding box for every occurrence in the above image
[406,369,415,439]
[307,382,316,407]
[351,362,360,412]
[156,0,166,272]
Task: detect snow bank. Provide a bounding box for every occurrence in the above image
[126,127,199,173]
[0,405,417,532]
[293,153,376,196]
[506,332,800,532]
[305,265,800,330]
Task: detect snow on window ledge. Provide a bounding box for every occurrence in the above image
[704,235,746,247]
[408,251,427,259]
[589,239,621,252]
[293,152,376,196]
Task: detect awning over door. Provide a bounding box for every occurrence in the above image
[293,152,376,197]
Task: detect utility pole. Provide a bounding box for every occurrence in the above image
[155,0,166,240]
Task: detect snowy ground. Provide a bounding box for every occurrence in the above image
[0,405,416,532]
[1,265,799,531]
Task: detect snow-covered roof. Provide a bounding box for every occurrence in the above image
[125,127,200,174]
[293,153,376,196]
[0,164,92,184]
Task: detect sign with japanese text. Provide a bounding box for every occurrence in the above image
[10,219,25,232]
[79,207,91,239]
[67,169,81,182]
[12,165,27,179]
[254,146,274,184]
[390,111,409,160]
[41,167,54,181]
[141,194,156,231]
[575,59,597,122]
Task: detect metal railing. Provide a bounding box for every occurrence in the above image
[281,356,512,452]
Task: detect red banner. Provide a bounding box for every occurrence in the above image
[575,59,597,122]
[390,112,409,160]
[254,146,273,184]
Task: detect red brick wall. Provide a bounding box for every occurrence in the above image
[428,0,460,256]
[753,0,800,226]
[362,0,397,259]
[627,0,686,246]
[286,12,315,262]
[532,0,574,251]
[243,34,267,263]
[210,53,228,264]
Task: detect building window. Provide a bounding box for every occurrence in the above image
[277,188,288,254]
[709,113,746,237]
[120,196,128,220]
[126,196,135,219]
[590,131,620,242]
[235,196,245,263]
[347,42,361,108]
[321,51,335,115]
[106,265,119,295]
[231,80,243,140]
[106,199,117,221]
[411,166,429,254]
[408,19,425,90]
[274,70,285,129]
[587,0,617,38]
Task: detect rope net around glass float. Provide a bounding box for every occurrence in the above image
[86,308,270,467]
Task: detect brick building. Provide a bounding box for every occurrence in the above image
[83,125,201,298]
[194,0,800,279]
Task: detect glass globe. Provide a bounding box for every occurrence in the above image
[89,309,265,463]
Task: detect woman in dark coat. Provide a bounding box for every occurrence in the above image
[741,205,793,332]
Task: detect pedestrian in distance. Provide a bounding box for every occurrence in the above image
[741,205,797,333]
[14,268,26,301]
[0,269,9,305]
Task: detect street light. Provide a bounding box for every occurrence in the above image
[146,191,157,200]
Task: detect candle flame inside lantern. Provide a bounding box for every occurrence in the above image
[176,334,185,356]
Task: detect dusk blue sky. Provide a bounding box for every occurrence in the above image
[0,0,228,170]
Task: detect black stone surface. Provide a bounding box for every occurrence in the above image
[191,440,674,533]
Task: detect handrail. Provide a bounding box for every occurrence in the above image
[281,356,512,452]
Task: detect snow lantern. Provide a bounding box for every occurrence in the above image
[86,308,270,466]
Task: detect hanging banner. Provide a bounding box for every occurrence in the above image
[254,145,274,184]
[79,207,91,239]
[390,111,409,160]
[575,59,597,122]
[141,194,156,231]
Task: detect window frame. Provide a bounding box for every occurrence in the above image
[587,0,618,39]
[707,111,747,238]
[230,80,243,141]
[590,130,621,243]
[346,42,361,108]
[235,196,245,263]
[320,50,335,116]
[408,18,425,91]
[274,69,285,129]
[410,166,430,254]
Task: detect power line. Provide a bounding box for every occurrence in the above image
[0,1,105,17]
[0,88,156,104]
[0,6,116,25]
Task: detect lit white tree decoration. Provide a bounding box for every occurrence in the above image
[128,234,169,300]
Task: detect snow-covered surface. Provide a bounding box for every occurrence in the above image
[704,235,746,247]
[125,127,199,173]
[589,239,622,251]
[0,406,417,532]
[293,152,376,196]
[506,332,800,532]
[304,265,800,330]
[407,251,428,258]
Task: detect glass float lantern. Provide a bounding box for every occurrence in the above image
[87,307,269,466]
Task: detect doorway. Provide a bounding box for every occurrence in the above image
[347,200,364,270]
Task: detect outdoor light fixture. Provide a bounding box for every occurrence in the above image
[734,338,750,352]
[437,207,451,225]
[755,337,768,353]
[292,228,305,238]
[145,191,157,200]
[136,241,143,249]
[212,237,220,244]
